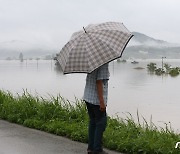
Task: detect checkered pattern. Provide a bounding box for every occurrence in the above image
[57,22,133,74]
[83,64,109,105]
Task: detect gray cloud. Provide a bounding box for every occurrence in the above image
[0,0,180,51]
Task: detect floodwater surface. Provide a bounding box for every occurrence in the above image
[0,59,180,131]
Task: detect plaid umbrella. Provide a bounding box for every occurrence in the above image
[57,22,133,74]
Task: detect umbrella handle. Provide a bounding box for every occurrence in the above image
[83,27,87,33]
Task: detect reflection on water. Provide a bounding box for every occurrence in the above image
[0,59,180,131]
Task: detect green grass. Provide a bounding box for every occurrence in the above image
[0,90,180,154]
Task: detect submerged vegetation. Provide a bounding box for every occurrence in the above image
[147,62,180,77]
[0,90,180,154]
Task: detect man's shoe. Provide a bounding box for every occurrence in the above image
[93,150,109,154]
[87,150,93,154]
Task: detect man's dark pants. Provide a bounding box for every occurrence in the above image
[85,102,107,152]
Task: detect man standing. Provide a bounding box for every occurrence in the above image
[83,63,109,154]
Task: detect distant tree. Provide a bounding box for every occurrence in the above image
[155,68,164,75]
[169,67,180,77]
[19,53,23,62]
[147,63,157,72]
[147,62,180,77]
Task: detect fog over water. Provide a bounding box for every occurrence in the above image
[0,59,180,131]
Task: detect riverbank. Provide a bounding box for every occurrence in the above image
[0,90,180,153]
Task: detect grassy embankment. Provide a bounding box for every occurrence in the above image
[0,90,180,154]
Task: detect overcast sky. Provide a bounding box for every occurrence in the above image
[0,0,180,51]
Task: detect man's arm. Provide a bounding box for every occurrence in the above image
[96,80,106,112]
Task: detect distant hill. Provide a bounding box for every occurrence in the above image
[129,32,170,46]
[123,32,180,59]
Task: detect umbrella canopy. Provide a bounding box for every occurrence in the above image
[57,22,133,74]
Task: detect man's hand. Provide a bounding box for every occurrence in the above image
[100,101,106,112]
